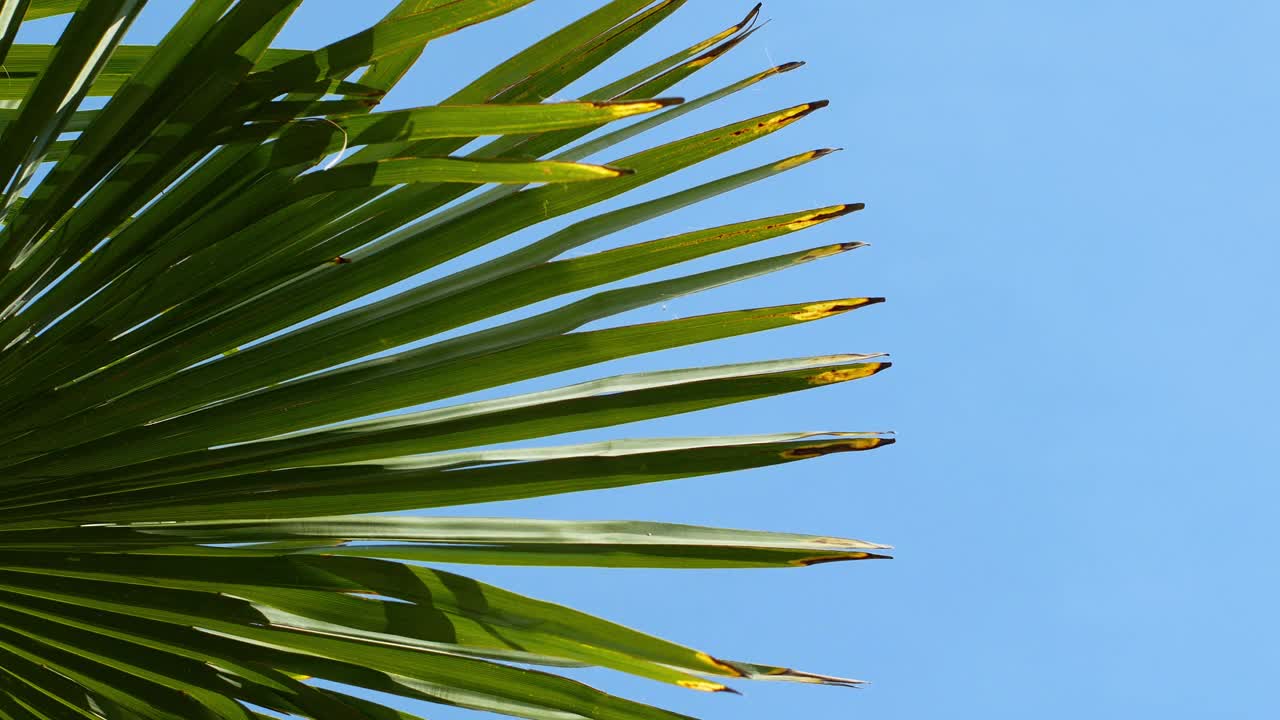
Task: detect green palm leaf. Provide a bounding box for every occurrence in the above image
[0,1,890,718]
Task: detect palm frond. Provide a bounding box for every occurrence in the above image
[0,1,889,718]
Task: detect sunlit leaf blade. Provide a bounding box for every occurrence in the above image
[244,0,537,95]
[0,43,306,99]
[13,433,893,521]
[292,155,632,193]
[21,1,83,21]
[225,97,682,145]
[102,515,891,550]
[64,516,893,568]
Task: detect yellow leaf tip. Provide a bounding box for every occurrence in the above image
[780,202,864,227]
[779,436,894,460]
[797,244,849,261]
[821,202,860,215]
[804,363,888,385]
[773,149,834,171]
[677,679,734,693]
[788,297,882,321]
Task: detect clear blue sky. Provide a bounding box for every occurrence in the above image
[21,2,1280,718]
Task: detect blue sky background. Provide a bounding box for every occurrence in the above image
[19,1,1280,718]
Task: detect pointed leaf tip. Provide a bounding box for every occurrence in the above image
[804,362,889,386]
[711,660,869,687]
[775,100,828,126]
[796,244,853,262]
[788,297,881,321]
[778,435,894,459]
[782,203,864,227]
[790,552,894,567]
[677,679,734,693]
[824,203,863,218]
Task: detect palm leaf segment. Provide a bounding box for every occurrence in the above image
[0,1,891,718]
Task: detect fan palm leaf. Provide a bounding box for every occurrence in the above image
[0,1,891,718]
